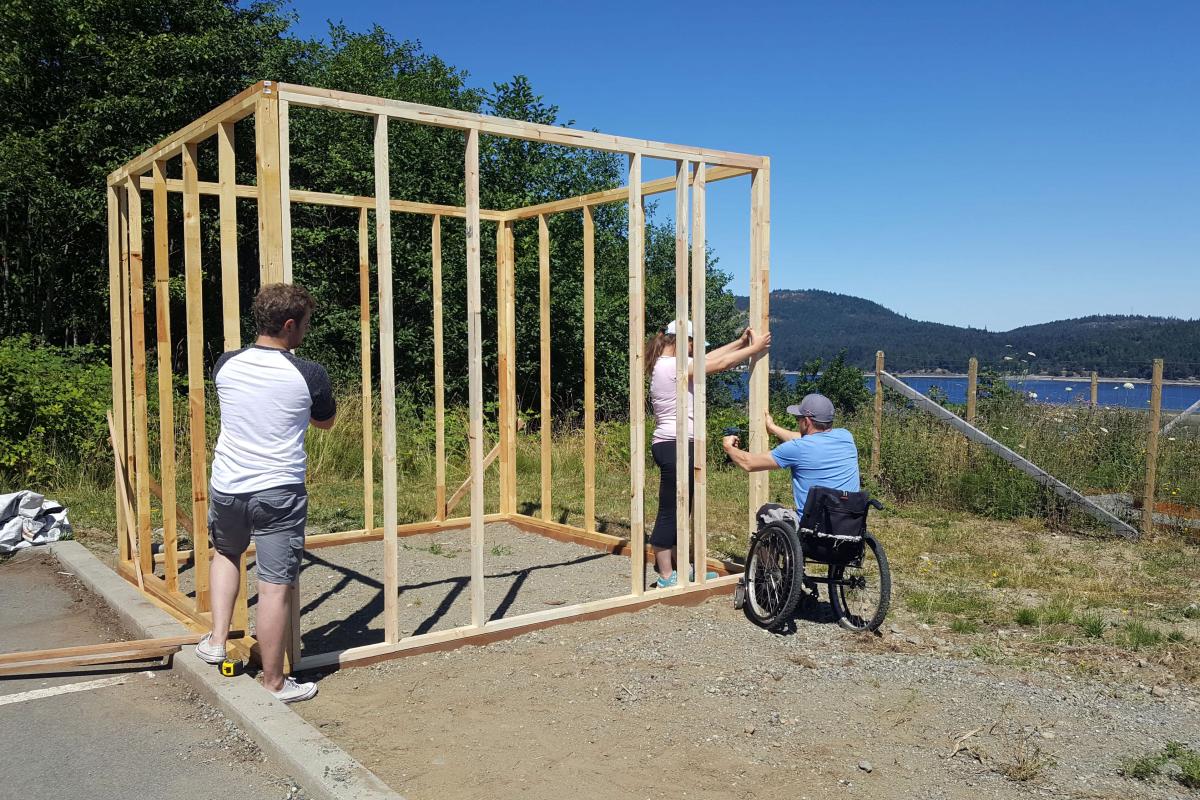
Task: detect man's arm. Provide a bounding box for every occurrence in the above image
[311,414,336,430]
[765,411,800,442]
[721,435,779,472]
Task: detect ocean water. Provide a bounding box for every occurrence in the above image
[870,376,1200,411]
[748,374,1200,412]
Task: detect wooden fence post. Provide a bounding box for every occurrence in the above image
[1142,359,1163,535]
[871,351,884,481]
[1090,371,1098,407]
[966,357,978,424]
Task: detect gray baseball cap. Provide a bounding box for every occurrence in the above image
[786,393,835,424]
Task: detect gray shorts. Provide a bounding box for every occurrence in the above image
[208,484,307,585]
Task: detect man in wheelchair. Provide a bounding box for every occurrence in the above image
[721,392,861,514]
[723,393,890,631]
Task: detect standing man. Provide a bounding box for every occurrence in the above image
[194,284,335,703]
[722,393,860,513]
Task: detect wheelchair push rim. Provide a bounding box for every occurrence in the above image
[828,534,891,632]
[743,523,803,629]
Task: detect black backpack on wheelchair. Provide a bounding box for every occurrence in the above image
[736,487,891,633]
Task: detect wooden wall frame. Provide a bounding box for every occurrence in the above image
[107,81,771,670]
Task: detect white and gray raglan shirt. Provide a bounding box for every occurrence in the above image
[209,345,336,495]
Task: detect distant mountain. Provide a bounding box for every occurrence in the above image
[733,290,1200,380]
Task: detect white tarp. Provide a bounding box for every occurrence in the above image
[0,491,72,554]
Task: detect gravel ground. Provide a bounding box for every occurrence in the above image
[294,597,1199,800]
[178,523,640,656]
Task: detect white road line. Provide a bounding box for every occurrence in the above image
[0,671,154,707]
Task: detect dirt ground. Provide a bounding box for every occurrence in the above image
[178,522,638,655]
[291,594,1198,800]
[122,519,1200,799]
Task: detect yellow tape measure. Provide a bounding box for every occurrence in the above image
[220,658,243,677]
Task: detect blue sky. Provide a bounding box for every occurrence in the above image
[286,1,1199,331]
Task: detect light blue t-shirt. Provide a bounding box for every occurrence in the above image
[770,428,861,512]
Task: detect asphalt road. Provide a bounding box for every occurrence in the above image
[0,548,303,800]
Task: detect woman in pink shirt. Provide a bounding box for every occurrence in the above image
[644,321,770,587]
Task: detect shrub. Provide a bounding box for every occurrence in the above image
[0,336,112,484]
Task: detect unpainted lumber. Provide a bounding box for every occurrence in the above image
[107,410,143,591]
[539,214,552,521]
[358,208,374,531]
[690,162,708,581]
[674,160,691,585]
[434,215,446,519]
[583,206,596,533]
[277,83,767,169]
[627,153,646,596]
[151,161,180,591]
[217,122,240,350]
[182,143,211,610]
[374,115,400,644]
[747,166,771,528]
[107,186,128,563]
[255,89,284,284]
[124,179,154,576]
[507,165,751,221]
[465,128,486,628]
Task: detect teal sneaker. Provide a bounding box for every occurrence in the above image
[655,571,678,589]
[688,565,719,581]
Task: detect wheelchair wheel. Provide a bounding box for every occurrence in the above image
[829,533,890,632]
[742,522,805,630]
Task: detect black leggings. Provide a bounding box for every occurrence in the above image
[650,440,694,548]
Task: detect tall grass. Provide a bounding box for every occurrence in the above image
[21,381,1200,546]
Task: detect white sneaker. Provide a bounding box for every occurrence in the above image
[271,677,318,704]
[194,632,226,664]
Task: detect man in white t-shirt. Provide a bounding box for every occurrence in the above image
[193,283,336,704]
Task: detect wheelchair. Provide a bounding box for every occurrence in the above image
[734,488,891,633]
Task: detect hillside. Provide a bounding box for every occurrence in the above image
[734,290,1200,379]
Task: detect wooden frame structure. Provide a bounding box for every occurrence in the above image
[106,82,771,670]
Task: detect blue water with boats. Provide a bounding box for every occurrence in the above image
[869,375,1200,411]
[750,373,1200,412]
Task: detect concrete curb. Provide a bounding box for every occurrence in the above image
[50,541,403,800]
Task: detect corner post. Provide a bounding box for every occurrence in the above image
[747,163,771,527]
[255,82,284,284]
[1090,371,1099,407]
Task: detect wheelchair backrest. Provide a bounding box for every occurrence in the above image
[799,487,876,539]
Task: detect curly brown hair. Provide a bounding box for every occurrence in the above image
[252,283,315,335]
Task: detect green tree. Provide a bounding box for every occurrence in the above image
[0,0,295,344]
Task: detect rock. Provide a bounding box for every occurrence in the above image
[858,760,874,773]
[744,725,756,735]
[1137,658,1149,668]
[1151,686,1169,698]
[1041,731,1056,740]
